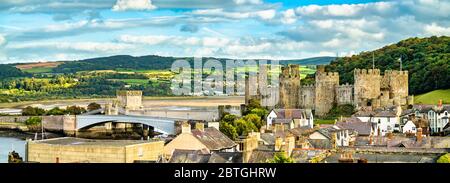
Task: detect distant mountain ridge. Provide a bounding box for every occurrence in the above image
[43,55,335,73]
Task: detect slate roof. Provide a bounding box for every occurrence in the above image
[168,149,211,163]
[208,152,243,163]
[352,110,376,117]
[273,119,293,124]
[308,139,332,149]
[291,149,328,163]
[374,110,397,117]
[247,150,276,163]
[336,117,375,136]
[288,127,315,137]
[272,109,313,119]
[191,127,237,151]
[260,133,276,145]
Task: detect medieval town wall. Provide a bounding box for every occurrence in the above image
[315,71,339,116]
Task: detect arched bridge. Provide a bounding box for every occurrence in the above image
[76,115,181,135]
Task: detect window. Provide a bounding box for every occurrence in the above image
[412,127,416,130]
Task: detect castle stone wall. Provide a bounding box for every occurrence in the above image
[279,65,300,108]
[336,83,354,105]
[315,71,339,116]
[354,69,381,107]
[299,84,315,109]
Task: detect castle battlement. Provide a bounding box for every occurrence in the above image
[316,72,339,78]
[354,68,381,75]
[280,65,300,78]
[337,83,353,87]
[117,90,143,96]
[301,84,315,88]
[384,70,408,76]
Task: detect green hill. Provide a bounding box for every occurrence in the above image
[415,89,450,104]
[326,36,450,95]
[0,65,30,79]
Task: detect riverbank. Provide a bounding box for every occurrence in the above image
[0,130,64,140]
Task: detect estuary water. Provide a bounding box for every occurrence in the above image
[0,137,26,163]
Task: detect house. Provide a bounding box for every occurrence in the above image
[168,150,243,163]
[336,117,378,136]
[353,109,400,136]
[266,109,314,130]
[308,126,351,148]
[425,105,449,134]
[402,120,417,134]
[163,122,237,159]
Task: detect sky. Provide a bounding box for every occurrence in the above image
[0,0,449,63]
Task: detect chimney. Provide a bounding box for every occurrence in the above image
[181,121,191,134]
[195,122,205,132]
[284,134,295,157]
[274,137,283,151]
[416,128,423,143]
[285,109,292,119]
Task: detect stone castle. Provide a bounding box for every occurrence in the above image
[245,65,414,116]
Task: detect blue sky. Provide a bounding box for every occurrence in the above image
[0,0,449,63]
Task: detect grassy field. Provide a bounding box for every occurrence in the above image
[415,89,450,104]
[22,67,54,73]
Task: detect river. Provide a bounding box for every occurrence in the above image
[0,137,26,163]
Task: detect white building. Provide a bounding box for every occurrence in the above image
[308,126,351,147]
[426,106,450,134]
[353,110,399,136]
[266,109,314,130]
[402,120,417,134]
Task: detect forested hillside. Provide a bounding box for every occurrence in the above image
[326,36,450,95]
[0,65,30,79]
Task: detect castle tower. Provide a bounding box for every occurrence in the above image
[116,90,143,111]
[353,69,381,108]
[382,70,409,106]
[314,67,339,116]
[279,65,301,108]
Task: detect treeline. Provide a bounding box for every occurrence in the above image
[0,65,30,79]
[21,103,101,116]
[325,36,450,95]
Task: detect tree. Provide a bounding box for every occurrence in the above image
[234,118,258,136]
[437,153,450,163]
[243,113,263,130]
[87,102,102,111]
[46,107,65,115]
[25,117,42,126]
[267,152,294,163]
[65,106,87,115]
[22,106,46,116]
[219,122,238,140]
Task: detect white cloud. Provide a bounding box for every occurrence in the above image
[112,0,156,11]
[9,42,133,53]
[424,23,450,36]
[281,9,296,24]
[192,8,276,21]
[0,35,6,46]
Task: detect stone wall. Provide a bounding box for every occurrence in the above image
[383,70,409,105]
[27,139,164,163]
[117,90,143,110]
[0,116,31,123]
[299,84,315,109]
[279,65,301,108]
[354,69,381,107]
[315,71,339,116]
[336,83,354,105]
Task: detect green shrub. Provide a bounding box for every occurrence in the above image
[437,153,450,163]
[25,117,42,126]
